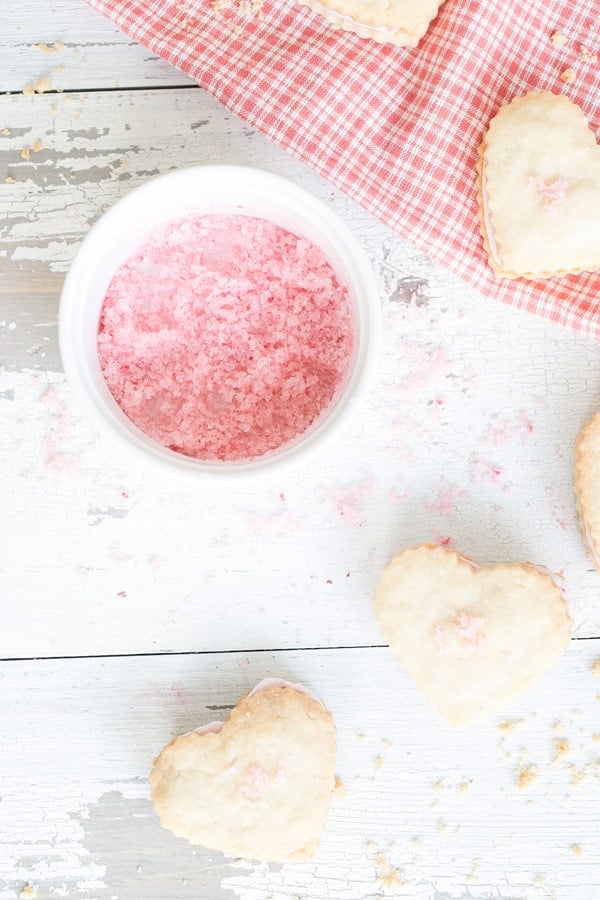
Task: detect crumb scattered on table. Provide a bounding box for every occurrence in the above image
[499,719,523,733]
[35,41,64,54]
[517,765,538,789]
[32,139,42,153]
[333,775,346,799]
[20,886,37,899]
[34,77,51,93]
[374,755,384,770]
[20,148,30,160]
[552,738,570,764]
[591,660,600,677]
[571,843,583,857]
[375,852,406,891]
[457,781,469,794]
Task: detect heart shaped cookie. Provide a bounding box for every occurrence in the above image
[296,0,446,48]
[574,411,600,572]
[150,679,336,862]
[375,545,572,726]
[477,92,600,279]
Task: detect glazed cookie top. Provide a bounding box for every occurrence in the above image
[479,92,600,279]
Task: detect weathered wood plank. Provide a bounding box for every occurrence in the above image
[2,0,193,93]
[2,87,600,657]
[1,646,599,899]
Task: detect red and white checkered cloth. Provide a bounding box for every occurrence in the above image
[87,0,600,338]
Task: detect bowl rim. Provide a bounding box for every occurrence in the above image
[58,164,381,482]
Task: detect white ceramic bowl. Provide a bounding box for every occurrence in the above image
[59,165,380,480]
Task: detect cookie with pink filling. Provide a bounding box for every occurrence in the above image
[574,411,600,573]
[477,92,600,279]
[296,0,446,47]
[375,545,572,726]
[149,679,336,862]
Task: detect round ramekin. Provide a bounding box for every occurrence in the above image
[59,165,381,481]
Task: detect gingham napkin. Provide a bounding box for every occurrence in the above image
[87,0,600,338]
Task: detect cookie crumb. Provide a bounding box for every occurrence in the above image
[551,31,567,48]
[560,67,576,84]
[374,755,384,770]
[1,128,10,135]
[532,874,546,888]
[571,843,583,857]
[552,738,570,764]
[35,41,64,54]
[5,176,16,184]
[457,781,469,794]
[34,77,51,94]
[22,85,35,97]
[591,660,600,676]
[333,775,346,799]
[499,719,522,733]
[375,852,405,890]
[517,765,537,789]
[20,887,37,899]
[32,139,42,153]
[382,738,392,748]
[20,148,31,160]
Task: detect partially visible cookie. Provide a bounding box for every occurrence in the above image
[149,679,336,862]
[296,0,446,47]
[476,92,600,279]
[574,411,600,572]
[375,545,572,726]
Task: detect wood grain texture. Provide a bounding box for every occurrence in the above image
[3,6,600,897]
[2,0,193,92]
[1,646,599,900]
[5,88,600,660]
[3,280,600,657]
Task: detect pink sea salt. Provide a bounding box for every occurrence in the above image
[97,214,354,461]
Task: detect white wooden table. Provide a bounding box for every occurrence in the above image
[2,4,600,898]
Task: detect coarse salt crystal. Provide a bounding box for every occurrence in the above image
[98,214,354,461]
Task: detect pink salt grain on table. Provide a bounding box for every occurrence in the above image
[97,215,354,461]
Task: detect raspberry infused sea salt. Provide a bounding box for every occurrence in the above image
[97,215,354,461]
